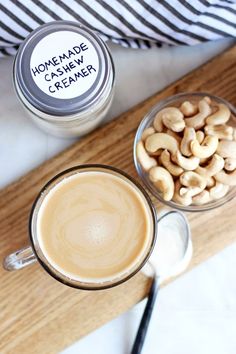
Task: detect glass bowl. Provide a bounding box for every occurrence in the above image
[133,92,236,212]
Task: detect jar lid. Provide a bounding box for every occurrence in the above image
[14,21,112,117]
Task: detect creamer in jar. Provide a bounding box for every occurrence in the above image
[13,21,115,138]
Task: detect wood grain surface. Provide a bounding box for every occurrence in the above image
[1,46,236,354]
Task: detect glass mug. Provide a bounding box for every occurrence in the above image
[3,164,159,290]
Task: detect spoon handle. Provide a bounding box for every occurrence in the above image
[131,276,159,354]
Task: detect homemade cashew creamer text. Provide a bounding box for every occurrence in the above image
[137,96,236,206]
[31,43,96,95]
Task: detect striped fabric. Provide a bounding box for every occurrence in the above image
[0,0,235,57]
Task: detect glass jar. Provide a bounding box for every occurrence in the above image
[13,21,115,138]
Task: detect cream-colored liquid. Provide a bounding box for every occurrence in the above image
[37,171,153,283]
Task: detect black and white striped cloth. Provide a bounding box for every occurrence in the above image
[0,0,235,57]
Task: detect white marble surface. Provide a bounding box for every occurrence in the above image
[1,38,236,354]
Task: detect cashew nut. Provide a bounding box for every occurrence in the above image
[136,141,157,171]
[196,130,205,144]
[153,112,164,132]
[159,150,183,176]
[149,166,174,201]
[203,96,211,105]
[173,150,200,170]
[195,154,224,177]
[185,97,212,129]
[224,157,236,171]
[173,180,192,206]
[153,107,183,132]
[166,129,182,144]
[179,170,207,203]
[191,136,218,158]
[216,140,236,158]
[180,127,196,157]
[206,176,215,188]
[162,108,185,132]
[180,101,198,116]
[141,127,155,142]
[206,103,231,125]
[145,133,179,155]
[209,182,229,199]
[215,170,236,186]
[180,171,206,190]
[233,129,236,141]
[204,124,233,140]
[192,190,211,205]
[180,186,203,198]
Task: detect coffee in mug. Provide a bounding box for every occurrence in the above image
[4,165,157,290]
[37,169,154,282]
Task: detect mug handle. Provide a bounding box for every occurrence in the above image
[3,246,37,271]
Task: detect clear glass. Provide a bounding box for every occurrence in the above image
[3,246,37,270]
[14,63,115,138]
[3,165,158,290]
[134,92,236,212]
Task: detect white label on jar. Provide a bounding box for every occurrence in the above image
[30,31,100,99]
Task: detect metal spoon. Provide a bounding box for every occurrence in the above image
[131,211,192,354]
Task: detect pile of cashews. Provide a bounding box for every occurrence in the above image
[137,96,236,206]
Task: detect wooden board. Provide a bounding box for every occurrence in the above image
[1,46,236,354]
